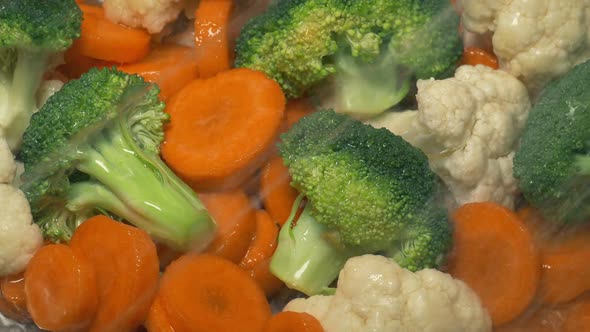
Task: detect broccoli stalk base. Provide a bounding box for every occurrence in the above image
[0,50,47,151]
[270,203,360,296]
[67,119,216,251]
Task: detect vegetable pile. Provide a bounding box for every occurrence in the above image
[0,0,589,331]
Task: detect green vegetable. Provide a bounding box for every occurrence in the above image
[270,109,452,295]
[234,0,462,116]
[0,0,82,150]
[514,60,590,224]
[19,68,216,251]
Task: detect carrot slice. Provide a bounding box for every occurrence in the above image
[76,5,150,63]
[77,3,104,18]
[159,254,272,332]
[118,44,200,101]
[259,156,302,227]
[0,273,27,320]
[263,311,324,332]
[194,0,233,78]
[461,47,499,69]
[145,296,174,332]
[162,68,286,191]
[24,244,98,332]
[69,215,160,332]
[240,209,279,270]
[58,43,115,79]
[285,98,316,129]
[447,202,541,327]
[0,294,28,324]
[199,189,258,263]
[248,257,285,297]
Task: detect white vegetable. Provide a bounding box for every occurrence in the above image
[285,255,492,332]
[0,184,43,276]
[459,0,590,94]
[103,0,186,34]
[367,65,530,209]
[0,138,16,184]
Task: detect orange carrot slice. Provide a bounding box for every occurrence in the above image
[194,0,233,78]
[161,68,286,191]
[240,209,279,270]
[145,295,174,332]
[199,189,258,263]
[259,156,302,227]
[24,244,98,332]
[263,311,324,332]
[159,254,272,332]
[461,47,499,69]
[69,215,160,332]
[448,202,541,327]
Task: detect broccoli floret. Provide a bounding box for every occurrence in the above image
[513,60,590,224]
[235,0,462,116]
[270,109,452,295]
[19,68,216,251]
[0,0,82,151]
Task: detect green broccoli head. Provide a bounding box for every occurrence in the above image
[0,0,82,151]
[514,60,590,224]
[270,109,452,295]
[235,0,462,115]
[20,68,216,251]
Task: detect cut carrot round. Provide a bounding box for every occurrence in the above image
[194,0,233,78]
[447,202,541,327]
[263,311,324,332]
[199,189,258,263]
[145,296,174,332]
[162,68,286,191]
[24,244,98,332]
[1,273,27,321]
[69,215,160,332]
[118,44,200,101]
[285,98,315,129]
[259,156,302,227]
[76,5,150,63]
[240,209,279,270]
[248,257,285,297]
[159,254,272,332]
[461,47,499,69]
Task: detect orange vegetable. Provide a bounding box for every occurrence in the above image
[0,294,28,324]
[194,0,233,78]
[162,68,286,191]
[199,189,258,263]
[461,47,499,69]
[447,202,541,327]
[240,209,279,270]
[259,156,302,226]
[24,244,98,332]
[286,98,315,129]
[0,273,27,321]
[69,215,160,332]
[118,44,200,101]
[76,4,150,63]
[58,43,115,79]
[248,257,285,297]
[263,311,324,332]
[159,254,272,332]
[145,296,174,332]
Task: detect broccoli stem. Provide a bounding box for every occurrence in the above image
[3,50,47,150]
[71,120,216,251]
[270,202,359,296]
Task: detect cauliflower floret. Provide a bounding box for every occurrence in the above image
[459,0,590,94]
[103,0,186,34]
[285,255,491,332]
[367,65,530,209]
[0,184,43,276]
[0,138,16,184]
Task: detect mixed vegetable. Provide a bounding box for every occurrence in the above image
[0,0,589,331]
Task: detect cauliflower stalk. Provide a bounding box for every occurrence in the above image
[367,65,531,209]
[285,255,492,332]
[459,0,590,94]
[103,0,188,34]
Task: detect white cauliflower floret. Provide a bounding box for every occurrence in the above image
[103,0,186,34]
[0,138,16,184]
[0,184,43,276]
[367,65,530,209]
[459,0,590,94]
[285,255,491,332]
